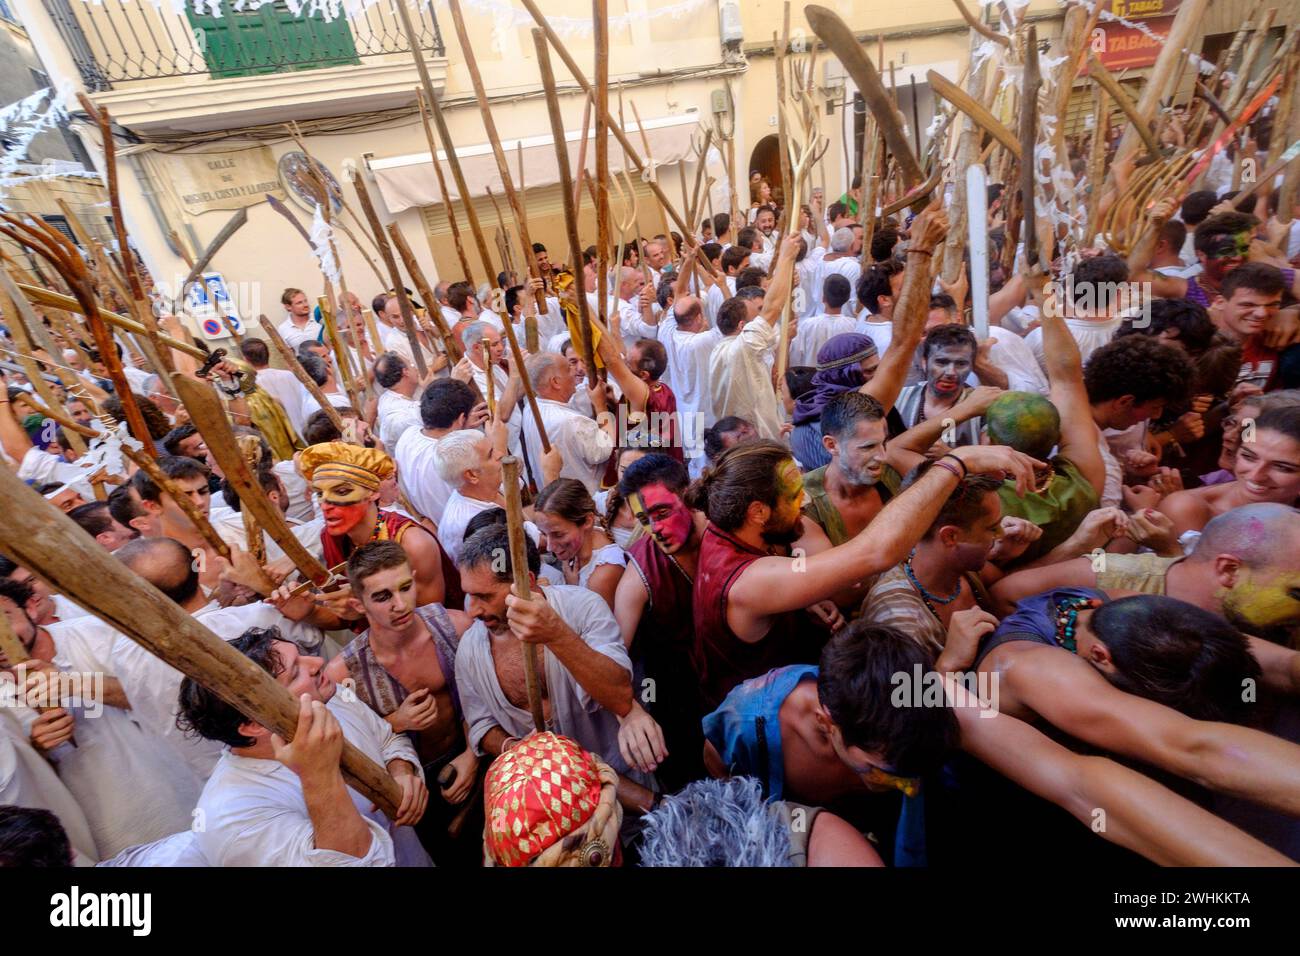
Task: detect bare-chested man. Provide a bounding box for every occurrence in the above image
[320,542,479,865]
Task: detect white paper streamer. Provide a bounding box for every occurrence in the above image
[309,202,341,284]
[0,88,70,194]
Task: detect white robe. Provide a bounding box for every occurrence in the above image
[709,318,785,441]
[0,707,99,864]
[393,428,455,527]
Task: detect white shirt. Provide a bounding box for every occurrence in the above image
[659,314,723,441]
[193,694,429,867]
[521,398,614,496]
[437,491,542,566]
[376,388,423,450]
[616,297,659,350]
[709,318,785,441]
[393,428,455,526]
[1025,317,1122,375]
[815,254,862,312]
[3,625,204,859]
[789,312,857,367]
[454,584,648,786]
[855,317,893,358]
[109,602,325,783]
[986,325,1050,395]
[273,459,316,524]
[255,366,310,437]
[277,316,322,352]
[0,706,99,864]
[210,508,325,567]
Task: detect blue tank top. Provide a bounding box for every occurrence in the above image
[702,664,928,866]
[974,586,1108,668]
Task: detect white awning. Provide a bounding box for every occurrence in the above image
[369,110,705,213]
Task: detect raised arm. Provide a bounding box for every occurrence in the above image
[1004,646,1300,819]
[950,682,1291,866]
[757,234,800,328]
[884,385,1003,475]
[863,202,947,411]
[730,444,1041,620]
[1039,288,1106,494]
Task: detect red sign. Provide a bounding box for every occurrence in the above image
[1081,14,1174,73]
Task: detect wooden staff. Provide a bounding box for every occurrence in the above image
[1222,7,1277,115]
[627,99,675,260]
[173,373,332,587]
[0,465,400,816]
[444,0,544,310]
[574,93,594,212]
[515,141,541,353]
[76,94,174,377]
[1087,54,1161,162]
[594,0,612,347]
[0,608,28,668]
[927,70,1021,161]
[1085,84,1110,243]
[486,186,516,281]
[416,88,474,286]
[16,284,206,360]
[534,29,600,382]
[316,294,362,411]
[499,299,551,455]
[0,215,153,454]
[0,284,86,456]
[350,172,429,379]
[1020,25,1041,269]
[502,455,545,732]
[773,7,793,223]
[518,0,719,279]
[386,223,463,363]
[123,439,231,560]
[481,341,497,418]
[805,5,923,191]
[394,0,496,283]
[235,433,266,565]
[258,315,346,435]
[1114,0,1211,165]
[951,0,1009,47]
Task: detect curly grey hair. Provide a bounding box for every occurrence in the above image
[638,777,794,867]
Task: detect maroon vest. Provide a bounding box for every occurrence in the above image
[692,524,825,711]
[627,534,694,652]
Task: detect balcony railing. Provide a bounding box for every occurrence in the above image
[44,0,444,91]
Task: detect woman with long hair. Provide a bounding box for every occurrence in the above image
[534,478,628,609]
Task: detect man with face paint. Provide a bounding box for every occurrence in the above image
[611,455,709,787]
[688,437,1040,711]
[801,389,1000,546]
[974,590,1300,823]
[893,325,984,448]
[298,442,461,629]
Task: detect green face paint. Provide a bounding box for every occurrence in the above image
[1221,569,1300,630]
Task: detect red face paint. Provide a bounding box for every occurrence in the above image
[321,501,370,536]
[638,484,694,553]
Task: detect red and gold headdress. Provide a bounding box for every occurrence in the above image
[483,732,621,867]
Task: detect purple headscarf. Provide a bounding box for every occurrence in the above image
[792,333,878,426]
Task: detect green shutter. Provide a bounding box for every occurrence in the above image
[186,2,360,79]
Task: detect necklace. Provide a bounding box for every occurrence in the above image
[903,548,963,620]
[1052,596,1102,653]
[1031,463,1057,494]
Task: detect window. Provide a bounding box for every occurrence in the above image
[185,1,359,79]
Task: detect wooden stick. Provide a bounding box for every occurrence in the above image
[123,440,231,560]
[386,223,463,363]
[445,0,543,295]
[258,315,346,434]
[1020,25,1041,269]
[951,0,1009,46]
[0,285,87,456]
[486,186,515,281]
[518,0,720,278]
[502,455,545,733]
[594,0,612,354]
[481,341,497,418]
[1088,53,1161,163]
[628,98,676,260]
[774,5,794,219]
[0,465,401,817]
[350,172,429,378]
[535,29,600,382]
[173,373,330,586]
[1085,84,1110,244]
[927,69,1022,161]
[0,606,29,667]
[417,88,474,286]
[317,294,361,412]
[16,283,205,360]
[425,89,497,283]
[235,434,267,565]
[574,93,593,211]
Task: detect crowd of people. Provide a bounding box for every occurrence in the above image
[4,152,1300,868]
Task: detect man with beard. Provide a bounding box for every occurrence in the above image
[612,455,709,787]
[893,325,983,448]
[801,389,999,546]
[321,542,480,865]
[688,437,1039,711]
[295,442,461,629]
[452,524,657,811]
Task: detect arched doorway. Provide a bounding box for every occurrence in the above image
[748,134,784,212]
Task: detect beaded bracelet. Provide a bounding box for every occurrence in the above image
[934,458,963,481]
[942,452,968,478]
